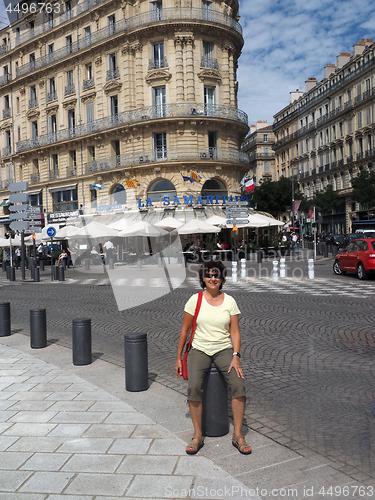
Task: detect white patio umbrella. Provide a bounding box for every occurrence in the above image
[108,217,138,231]
[205,215,228,227]
[247,213,284,227]
[54,225,81,239]
[154,216,183,230]
[118,220,168,237]
[177,219,220,234]
[73,221,120,239]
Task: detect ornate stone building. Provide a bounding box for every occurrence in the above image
[0,0,249,232]
[241,120,276,184]
[273,39,375,234]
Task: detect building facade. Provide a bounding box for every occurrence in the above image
[241,120,276,184]
[273,39,375,234]
[0,0,249,233]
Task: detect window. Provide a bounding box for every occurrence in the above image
[153,86,166,117]
[154,132,167,159]
[30,191,42,207]
[68,109,75,137]
[151,42,164,68]
[31,121,38,140]
[108,14,116,35]
[110,95,119,119]
[29,85,37,108]
[357,112,362,129]
[263,134,268,142]
[202,41,214,67]
[264,162,270,173]
[367,108,372,125]
[202,0,213,21]
[69,150,77,175]
[49,114,57,136]
[89,145,95,161]
[108,53,118,79]
[53,187,78,212]
[48,11,53,28]
[150,1,163,21]
[204,86,215,115]
[48,77,56,101]
[263,147,269,157]
[66,70,74,95]
[84,26,91,47]
[86,64,93,80]
[208,131,217,158]
[110,184,126,205]
[86,102,94,123]
[65,0,72,19]
[48,43,54,63]
[29,21,34,36]
[148,179,176,202]
[347,117,352,134]
[66,35,73,55]
[5,130,11,154]
[29,53,35,70]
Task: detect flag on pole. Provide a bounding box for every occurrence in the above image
[190,171,200,182]
[240,175,246,187]
[92,183,103,190]
[198,173,211,182]
[245,178,255,192]
[293,199,301,215]
[181,172,196,183]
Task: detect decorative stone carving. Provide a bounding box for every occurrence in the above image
[197,68,222,85]
[104,80,122,95]
[39,79,45,88]
[46,105,59,115]
[63,98,77,110]
[26,108,40,120]
[81,92,96,104]
[145,69,172,86]
[19,87,26,95]
[94,55,102,66]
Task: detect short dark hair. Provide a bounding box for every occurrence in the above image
[199,259,226,290]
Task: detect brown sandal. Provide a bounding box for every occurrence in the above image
[232,434,252,455]
[186,434,204,455]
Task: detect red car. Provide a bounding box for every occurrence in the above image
[333,238,375,280]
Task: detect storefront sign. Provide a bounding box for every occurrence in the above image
[95,204,122,212]
[137,194,250,208]
[47,210,80,224]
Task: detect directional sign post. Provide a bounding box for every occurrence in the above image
[225,201,250,261]
[8,182,29,280]
[47,227,56,281]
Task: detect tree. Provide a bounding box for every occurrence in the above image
[251,176,304,217]
[311,184,342,213]
[351,170,375,217]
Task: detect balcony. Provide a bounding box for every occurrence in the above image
[200,57,219,70]
[29,98,38,109]
[148,58,168,70]
[325,164,330,171]
[49,169,59,180]
[83,78,94,90]
[16,102,248,153]
[338,159,344,167]
[2,146,11,156]
[106,68,120,81]
[347,155,353,163]
[365,149,375,158]
[30,173,40,184]
[14,8,242,79]
[64,84,76,96]
[2,108,11,119]
[47,91,57,102]
[0,74,11,86]
[0,44,7,55]
[2,179,13,189]
[67,167,77,177]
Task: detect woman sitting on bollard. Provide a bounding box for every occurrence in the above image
[175,259,251,455]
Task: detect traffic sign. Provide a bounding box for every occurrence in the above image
[47,227,56,238]
[8,181,29,192]
[10,212,31,220]
[9,192,29,204]
[27,227,42,234]
[9,204,30,212]
[10,221,29,231]
[226,219,249,225]
[226,201,249,206]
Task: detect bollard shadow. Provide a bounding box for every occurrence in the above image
[11,328,24,334]
[92,352,105,360]
[46,338,60,346]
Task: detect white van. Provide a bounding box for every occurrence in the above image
[355,229,375,235]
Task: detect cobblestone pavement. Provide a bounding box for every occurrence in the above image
[0,256,374,485]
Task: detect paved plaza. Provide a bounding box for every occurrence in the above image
[0,254,374,498]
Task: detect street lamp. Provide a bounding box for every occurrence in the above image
[291,166,300,233]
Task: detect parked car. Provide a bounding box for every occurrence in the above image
[343,233,360,247]
[333,238,375,279]
[326,234,346,247]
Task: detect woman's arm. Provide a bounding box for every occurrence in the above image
[228,314,244,379]
[174,312,194,377]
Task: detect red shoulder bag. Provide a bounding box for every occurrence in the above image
[181,291,203,380]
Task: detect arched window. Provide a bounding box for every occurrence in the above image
[110,184,126,205]
[201,178,227,198]
[147,179,176,202]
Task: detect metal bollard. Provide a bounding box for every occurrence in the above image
[158,256,163,268]
[137,258,142,269]
[72,318,92,365]
[30,265,35,280]
[34,267,40,282]
[240,258,246,278]
[30,309,47,348]
[9,267,15,281]
[124,333,148,391]
[272,260,279,282]
[323,245,328,258]
[231,261,237,283]
[257,250,263,264]
[53,266,59,280]
[39,260,45,271]
[280,257,286,278]
[308,258,314,280]
[6,265,10,279]
[85,258,90,270]
[2,261,7,272]
[0,302,11,337]
[202,363,229,437]
[332,246,338,256]
[58,266,65,281]
[109,258,114,270]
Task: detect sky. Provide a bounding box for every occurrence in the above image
[237,0,375,128]
[0,0,374,129]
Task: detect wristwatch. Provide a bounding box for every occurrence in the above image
[233,352,241,358]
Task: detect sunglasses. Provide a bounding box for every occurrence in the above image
[205,272,221,279]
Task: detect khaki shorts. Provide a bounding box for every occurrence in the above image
[187,347,246,402]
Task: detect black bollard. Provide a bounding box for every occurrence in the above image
[53,266,58,280]
[257,250,263,264]
[72,318,92,365]
[202,363,229,437]
[40,260,44,271]
[34,267,40,282]
[9,267,15,281]
[30,265,35,280]
[2,261,7,272]
[58,266,65,281]
[85,258,90,270]
[0,302,11,337]
[323,245,328,258]
[6,265,10,279]
[30,309,47,348]
[124,333,148,391]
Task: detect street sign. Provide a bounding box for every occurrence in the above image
[10,221,29,231]
[227,219,249,225]
[227,211,248,217]
[28,226,42,233]
[226,201,249,206]
[9,192,30,204]
[9,212,31,220]
[9,204,30,212]
[8,181,29,192]
[47,227,56,238]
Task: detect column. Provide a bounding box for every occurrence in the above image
[185,35,195,102]
[134,43,144,109]
[228,47,236,107]
[221,44,231,106]
[174,35,184,102]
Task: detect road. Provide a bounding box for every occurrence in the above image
[1,254,374,482]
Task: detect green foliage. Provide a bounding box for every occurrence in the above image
[251,176,305,217]
[351,170,375,210]
[204,234,218,254]
[310,184,342,213]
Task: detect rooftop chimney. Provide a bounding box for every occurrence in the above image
[336,52,351,69]
[290,89,304,103]
[305,78,317,93]
[353,41,367,57]
[324,64,336,79]
[255,120,269,130]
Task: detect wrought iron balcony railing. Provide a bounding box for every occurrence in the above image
[201,57,219,70]
[64,84,76,96]
[83,78,94,90]
[30,173,40,184]
[29,98,38,109]
[2,146,11,156]
[106,68,120,81]
[16,103,248,153]
[0,74,11,86]
[49,169,59,180]
[148,58,168,70]
[2,107,11,119]
[47,92,57,102]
